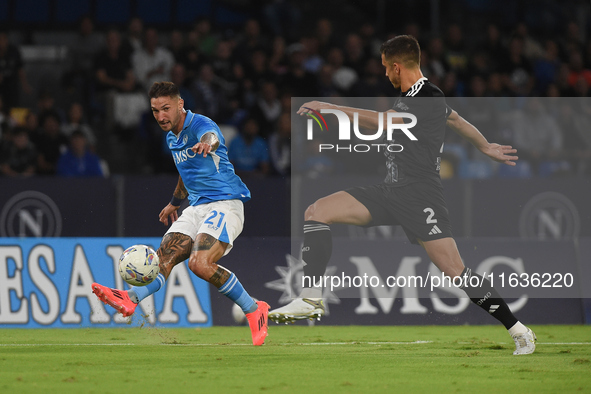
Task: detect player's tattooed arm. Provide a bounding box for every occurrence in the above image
[173,176,188,200]
[191,132,219,157]
[200,132,220,151]
[157,232,192,278]
[209,266,231,288]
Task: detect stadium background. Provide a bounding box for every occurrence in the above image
[0,0,590,327]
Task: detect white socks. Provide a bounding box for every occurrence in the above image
[300,287,322,299]
[508,321,528,336]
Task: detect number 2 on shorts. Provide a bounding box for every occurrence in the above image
[423,207,437,224]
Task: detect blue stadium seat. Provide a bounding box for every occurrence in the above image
[216,4,250,27]
[14,0,50,23]
[497,160,532,178]
[538,160,571,177]
[457,159,494,179]
[137,0,171,24]
[95,0,131,24]
[0,0,8,22]
[443,143,468,161]
[176,0,212,24]
[55,0,90,23]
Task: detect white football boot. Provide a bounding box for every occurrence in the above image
[268,298,325,324]
[512,327,537,355]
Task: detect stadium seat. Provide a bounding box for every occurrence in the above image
[137,0,171,24]
[538,160,571,177]
[0,1,8,21]
[176,0,212,23]
[95,0,130,24]
[457,159,494,179]
[443,143,468,161]
[55,0,90,23]
[14,0,50,23]
[439,159,455,179]
[216,5,250,26]
[497,160,533,178]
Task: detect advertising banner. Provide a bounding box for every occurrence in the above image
[0,238,212,328]
[212,237,586,326]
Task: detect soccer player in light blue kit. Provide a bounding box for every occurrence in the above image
[92,81,270,346]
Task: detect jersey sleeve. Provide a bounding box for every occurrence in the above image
[445,105,453,119]
[194,116,223,141]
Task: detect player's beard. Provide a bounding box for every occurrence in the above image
[160,113,179,132]
[390,75,401,89]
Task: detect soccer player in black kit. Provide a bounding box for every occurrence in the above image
[269,35,536,355]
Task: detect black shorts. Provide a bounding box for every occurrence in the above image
[346,181,453,244]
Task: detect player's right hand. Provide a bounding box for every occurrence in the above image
[159,203,179,226]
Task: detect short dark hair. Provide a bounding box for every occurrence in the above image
[148,82,180,100]
[380,35,421,67]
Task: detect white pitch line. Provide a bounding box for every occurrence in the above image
[0,341,432,347]
[0,343,137,347]
[0,341,588,347]
[459,341,591,346]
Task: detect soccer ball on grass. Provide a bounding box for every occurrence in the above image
[118,245,160,286]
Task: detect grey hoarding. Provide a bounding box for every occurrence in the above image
[0,178,116,237]
[471,179,591,238]
[211,237,585,326]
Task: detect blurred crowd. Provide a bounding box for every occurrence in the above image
[1,1,591,179]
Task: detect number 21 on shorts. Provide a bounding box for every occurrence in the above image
[205,210,226,229]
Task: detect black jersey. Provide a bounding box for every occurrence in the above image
[384,77,451,186]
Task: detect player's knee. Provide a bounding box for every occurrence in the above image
[304,203,316,221]
[304,200,328,223]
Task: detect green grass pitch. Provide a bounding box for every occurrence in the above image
[1,325,590,393]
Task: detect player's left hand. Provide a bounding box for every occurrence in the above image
[482,143,518,166]
[159,204,179,226]
[191,142,212,157]
[297,101,333,116]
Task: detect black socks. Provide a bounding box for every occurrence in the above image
[460,267,518,329]
[302,221,332,285]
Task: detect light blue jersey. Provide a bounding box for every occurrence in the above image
[167,110,251,206]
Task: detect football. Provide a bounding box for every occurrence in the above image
[118,245,160,286]
[231,298,258,324]
[231,303,247,325]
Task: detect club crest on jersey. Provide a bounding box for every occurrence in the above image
[183,135,188,144]
[395,102,409,111]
